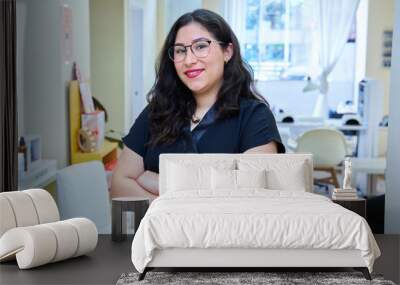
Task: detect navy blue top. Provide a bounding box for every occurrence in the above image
[123,99,285,173]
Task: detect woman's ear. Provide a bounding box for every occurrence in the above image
[224,43,233,63]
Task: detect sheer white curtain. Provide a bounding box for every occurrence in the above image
[224,0,247,54]
[312,0,360,117]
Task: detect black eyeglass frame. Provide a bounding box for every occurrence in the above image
[168,39,226,62]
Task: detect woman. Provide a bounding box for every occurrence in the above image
[111,9,285,199]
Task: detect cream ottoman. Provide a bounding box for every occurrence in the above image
[0,189,98,269]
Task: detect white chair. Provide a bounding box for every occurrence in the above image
[0,189,98,269]
[56,161,112,234]
[295,128,348,188]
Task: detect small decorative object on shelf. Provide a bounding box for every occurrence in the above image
[332,157,358,200]
[78,128,97,153]
[79,82,95,113]
[81,110,105,149]
[69,80,118,165]
[18,137,28,172]
[343,157,353,190]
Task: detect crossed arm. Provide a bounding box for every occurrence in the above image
[110,141,278,199]
[110,147,159,199]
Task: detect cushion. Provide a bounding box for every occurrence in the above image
[24,189,60,224]
[165,159,235,192]
[0,192,39,228]
[237,169,267,189]
[211,169,267,191]
[211,168,236,190]
[167,163,211,191]
[0,189,60,238]
[0,196,16,237]
[160,154,313,194]
[265,164,307,191]
[0,218,97,269]
[237,157,311,192]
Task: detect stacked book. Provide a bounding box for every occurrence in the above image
[332,188,358,200]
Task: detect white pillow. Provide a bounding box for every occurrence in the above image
[265,164,307,191]
[211,168,267,191]
[167,163,209,191]
[237,158,309,192]
[166,160,235,192]
[237,169,267,189]
[211,168,236,190]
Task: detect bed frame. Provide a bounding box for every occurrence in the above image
[138,248,371,280]
[137,154,373,281]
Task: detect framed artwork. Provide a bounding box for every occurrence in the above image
[382,30,392,68]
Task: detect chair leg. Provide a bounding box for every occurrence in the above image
[330,168,340,188]
[314,167,340,191]
[354,267,372,280]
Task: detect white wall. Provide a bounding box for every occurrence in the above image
[17,0,91,168]
[165,0,202,30]
[126,0,202,132]
[90,0,125,134]
[366,0,395,116]
[385,0,400,234]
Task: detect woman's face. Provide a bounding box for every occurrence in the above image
[173,22,232,97]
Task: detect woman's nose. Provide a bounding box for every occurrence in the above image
[184,48,197,65]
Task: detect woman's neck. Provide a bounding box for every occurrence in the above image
[193,82,221,111]
[193,93,217,111]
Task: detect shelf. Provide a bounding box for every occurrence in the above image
[71,140,118,164]
[69,80,118,165]
[18,159,57,190]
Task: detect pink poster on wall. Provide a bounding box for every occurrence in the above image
[61,4,73,64]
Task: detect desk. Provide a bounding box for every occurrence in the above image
[18,159,57,190]
[278,120,366,155]
[278,120,366,132]
[351,157,386,197]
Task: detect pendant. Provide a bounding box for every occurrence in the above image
[191,115,200,124]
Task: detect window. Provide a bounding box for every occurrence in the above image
[244,0,315,81]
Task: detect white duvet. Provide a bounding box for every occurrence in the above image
[131,190,380,273]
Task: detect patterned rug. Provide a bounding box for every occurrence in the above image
[116,271,396,285]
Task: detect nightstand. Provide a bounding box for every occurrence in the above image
[332,198,366,218]
[111,197,150,242]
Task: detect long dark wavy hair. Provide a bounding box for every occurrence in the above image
[147,9,266,147]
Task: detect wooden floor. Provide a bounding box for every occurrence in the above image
[0,235,399,285]
[0,235,134,285]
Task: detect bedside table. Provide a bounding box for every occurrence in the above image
[111,197,150,242]
[332,198,366,218]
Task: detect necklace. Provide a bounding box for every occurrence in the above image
[191,114,201,124]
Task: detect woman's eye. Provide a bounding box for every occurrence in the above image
[175,48,186,54]
[195,43,207,50]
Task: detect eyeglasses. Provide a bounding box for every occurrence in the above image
[168,39,225,62]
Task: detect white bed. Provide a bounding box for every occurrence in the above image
[131,154,380,280]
